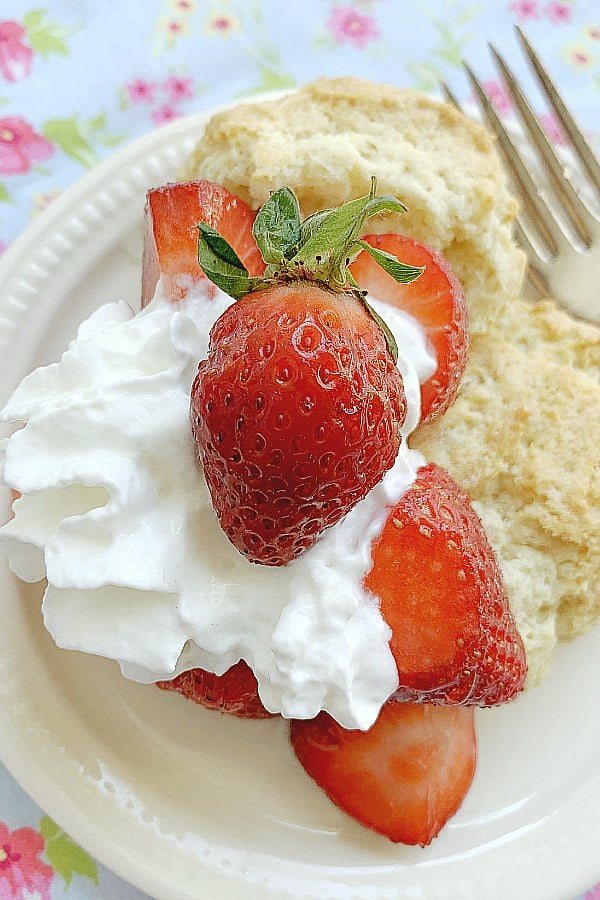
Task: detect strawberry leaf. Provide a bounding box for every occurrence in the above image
[356,240,424,284]
[296,208,334,250]
[288,181,408,288]
[362,195,408,219]
[253,187,301,264]
[361,298,399,364]
[201,270,258,299]
[196,179,421,356]
[198,221,247,271]
[198,222,254,298]
[290,193,371,277]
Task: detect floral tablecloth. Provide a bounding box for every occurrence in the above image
[1,1,599,897]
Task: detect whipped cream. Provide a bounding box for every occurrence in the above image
[0,281,435,730]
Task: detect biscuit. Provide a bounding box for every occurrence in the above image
[182,77,525,335]
[183,77,600,687]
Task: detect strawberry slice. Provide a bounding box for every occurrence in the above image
[365,463,527,706]
[350,234,468,423]
[290,701,476,845]
[156,660,274,719]
[141,180,265,307]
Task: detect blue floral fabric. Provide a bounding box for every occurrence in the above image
[1,1,599,897]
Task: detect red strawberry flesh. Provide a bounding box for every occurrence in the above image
[290,701,476,845]
[350,234,468,423]
[142,180,265,307]
[191,282,407,565]
[156,660,273,719]
[365,463,527,705]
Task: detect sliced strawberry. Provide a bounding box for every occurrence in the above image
[290,701,476,845]
[350,234,468,423]
[365,463,526,706]
[142,180,265,307]
[156,660,274,719]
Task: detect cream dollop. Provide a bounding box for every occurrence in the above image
[0,282,435,730]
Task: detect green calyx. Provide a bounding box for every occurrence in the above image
[197,178,424,362]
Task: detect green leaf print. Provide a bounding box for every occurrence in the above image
[42,116,97,168]
[405,60,444,93]
[23,8,71,58]
[88,112,107,131]
[457,2,482,26]
[248,66,296,94]
[431,21,468,66]
[236,1,296,94]
[405,0,481,88]
[101,134,127,147]
[0,182,12,204]
[22,9,46,31]
[39,815,60,841]
[42,110,126,168]
[40,816,99,887]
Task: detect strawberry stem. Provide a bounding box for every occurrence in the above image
[197,180,425,360]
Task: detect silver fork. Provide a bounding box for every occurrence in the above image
[440,25,600,323]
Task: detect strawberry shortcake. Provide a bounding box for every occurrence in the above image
[1,77,598,847]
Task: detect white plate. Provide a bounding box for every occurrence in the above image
[1,103,600,900]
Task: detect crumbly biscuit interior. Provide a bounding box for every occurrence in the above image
[183,77,600,687]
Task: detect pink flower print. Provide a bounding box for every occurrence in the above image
[152,104,180,126]
[0,117,54,176]
[545,1,572,24]
[0,21,33,83]
[163,75,193,102]
[158,17,190,38]
[204,14,238,36]
[0,240,7,256]
[0,822,53,899]
[481,79,513,115]
[584,25,600,41]
[508,0,539,20]
[125,78,155,103]
[327,5,380,49]
[539,112,566,145]
[566,44,595,68]
[584,887,600,900]
[33,188,61,217]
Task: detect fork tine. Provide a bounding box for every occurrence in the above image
[489,41,595,247]
[515,219,551,298]
[463,61,569,259]
[514,216,553,298]
[514,215,542,264]
[515,25,600,193]
[440,77,548,297]
[439,80,461,110]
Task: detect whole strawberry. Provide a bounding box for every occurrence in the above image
[191,181,423,565]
